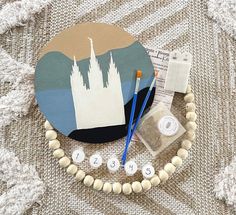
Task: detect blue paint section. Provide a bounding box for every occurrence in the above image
[36,89,76,135]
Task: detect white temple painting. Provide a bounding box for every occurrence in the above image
[70,38,126,129]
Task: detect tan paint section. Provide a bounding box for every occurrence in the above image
[40,23,136,60]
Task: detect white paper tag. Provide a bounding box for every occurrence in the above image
[107,157,120,173]
[89,154,103,168]
[158,115,179,136]
[72,149,85,164]
[142,164,155,179]
[124,160,138,176]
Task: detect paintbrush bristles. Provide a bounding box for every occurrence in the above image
[136,70,142,78]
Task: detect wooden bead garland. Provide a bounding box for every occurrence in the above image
[45,84,196,194]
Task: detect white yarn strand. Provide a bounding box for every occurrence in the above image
[0,149,45,215]
[0,48,34,128]
[0,0,52,34]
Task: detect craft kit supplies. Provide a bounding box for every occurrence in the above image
[124,160,138,176]
[142,163,155,179]
[136,102,186,157]
[72,148,85,164]
[107,156,120,173]
[89,153,103,168]
[164,51,192,93]
[122,70,142,165]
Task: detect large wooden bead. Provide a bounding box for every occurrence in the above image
[185,121,197,131]
[49,139,60,149]
[122,183,132,195]
[75,170,85,181]
[186,85,192,93]
[186,130,196,141]
[186,103,196,112]
[84,175,94,187]
[103,182,112,193]
[53,149,65,158]
[181,140,192,150]
[150,175,160,186]
[132,181,142,193]
[45,130,57,140]
[158,170,169,183]
[67,164,78,175]
[93,179,103,191]
[171,156,183,167]
[59,156,71,168]
[186,112,197,122]
[164,163,176,175]
[44,120,53,130]
[141,179,151,191]
[184,93,194,103]
[177,148,188,160]
[112,182,122,194]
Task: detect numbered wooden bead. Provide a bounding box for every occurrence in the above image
[171,156,183,167]
[142,164,155,179]
[131,181,142,193]
[112,182,122,194]
[72,149,85,164]
[59,157,71,168]
[49,139,60,149]
[45,130,57,140]
[158,170,169,183]
[184,93,194,103]
[186,102,196,112]
[177,148,188,160]
[181,140,192,150]
[150,175,160,186]
[164,163,176,175]
[141,179,151,191]
[67,164,78,175]
[186,112,197,122]
[89,154,103,168]
[93,179,103,191]
[107,157,120,173]
[103,182,112,193]
[122,183,132,195]
[44,120,53,130]
[124,160,138,176]
[185,121,197,131]
[186,85,192,93]
[75,170,85,181]
[53,149,65,159]
[83,175,94,187]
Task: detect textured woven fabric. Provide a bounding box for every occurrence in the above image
[1,0,236,214]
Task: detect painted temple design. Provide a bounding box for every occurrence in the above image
[70,38,125,129]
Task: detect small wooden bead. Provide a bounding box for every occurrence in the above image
[164,163,176,175]
[186,112,197,122]
[185,121,197,131]
[186,102,196,112]
[186,130,196,141]
[177,148,188,160]
[184,93,194,103]
[171,156,183,167]
[75,170,85,181]
[131,181,142,193]
[150,175,160,186]
[45,130,57,140]
[158,170,169,183]
[181,140,192,150]
[83,175,94,187]
[49,139,60,149]
[112,182,122,194]
[122,183,132,195]
[53,149,65,158]
[59,156,71,168]
[44,120,53,130]
[67,164,78,175]
[141,179,151,191]
[93,179,103,191]
[103,182,112,193]
[186,85,192,93]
